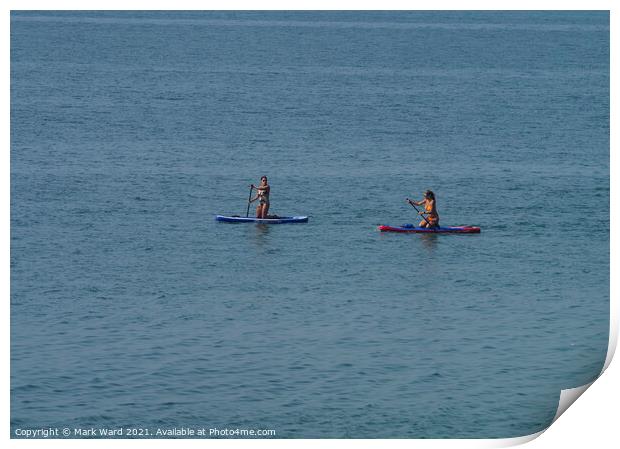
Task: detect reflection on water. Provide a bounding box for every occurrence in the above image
[253,223,271,247]
[419,233,439,253]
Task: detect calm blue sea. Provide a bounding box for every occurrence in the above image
[10,11,609,438]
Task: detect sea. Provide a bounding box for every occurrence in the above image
[10,11,609,438]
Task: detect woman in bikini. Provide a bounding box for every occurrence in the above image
[250,176,270,219]
[407,190,439,228]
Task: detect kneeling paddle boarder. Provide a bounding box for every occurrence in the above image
[406,190,439,228]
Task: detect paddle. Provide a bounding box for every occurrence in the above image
[406,198,433,228]
[246,185,254,217]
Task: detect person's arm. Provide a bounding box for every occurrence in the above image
[418,200,437,216]
[406,198,424,206]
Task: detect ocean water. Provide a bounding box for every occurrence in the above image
[10,11,609,438]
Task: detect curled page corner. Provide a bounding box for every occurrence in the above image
[552,381,595,424]
[550,311,618,423]
[487,383,596,448]
[550,329,616,425]
[492,330,617,448]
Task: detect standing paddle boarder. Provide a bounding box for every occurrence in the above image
[250,176,270,219]
[406,190,439,228]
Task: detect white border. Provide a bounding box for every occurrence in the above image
[4,1,617,448]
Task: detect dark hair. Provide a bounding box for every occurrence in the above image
[424,190,435,200]
[261,176,268,181]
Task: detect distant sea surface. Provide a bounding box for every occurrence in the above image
[11,11,609,438]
